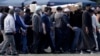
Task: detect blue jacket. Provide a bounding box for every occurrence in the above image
[14,13,27,33]
[42,14,51,33]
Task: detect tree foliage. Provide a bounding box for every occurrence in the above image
[90,0,100,3]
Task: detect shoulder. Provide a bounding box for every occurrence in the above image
[83,11,89,16]
[42,14,46,17]
[9,15,13,18]
[32,13,39,18]
[7,15,14,21]
[33,13,38,17]
[92,14,96,19]
[24,14,30,17]
[41,14,47,19]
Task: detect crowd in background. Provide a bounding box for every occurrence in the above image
[0,3,100,55]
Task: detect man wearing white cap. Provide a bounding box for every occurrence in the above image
[0,9,17,55]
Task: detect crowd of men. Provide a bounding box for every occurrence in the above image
[0,4,100,55]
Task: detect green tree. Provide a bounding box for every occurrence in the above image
[90,0,96,2]
[90,0,100,3]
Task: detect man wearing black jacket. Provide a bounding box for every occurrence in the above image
[82,4,96,53]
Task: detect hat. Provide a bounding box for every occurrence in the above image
[64,8,70,12]
[25,8,30,13]
[8,6,14,9]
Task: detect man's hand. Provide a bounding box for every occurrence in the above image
[43,30,46,35]
[29,25,33,27]
[22,32,26,35]
[72,27,78,30]
[42,23,46,35]
[67,24,73,30]
[86,27,89,34]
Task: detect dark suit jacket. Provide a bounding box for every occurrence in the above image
[82,10,96,50]
[32,13,42,33]
[82,10,93,30]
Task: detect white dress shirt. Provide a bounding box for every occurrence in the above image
[92,14,100,30]
[92,14,100,50]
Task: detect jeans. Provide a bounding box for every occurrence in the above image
[71,27,81,50]
[14,32,21,52]
[61,28,72,52]
[21,33,28,53]
[55,28,63,51]
[50,30,55,51]
[97,31,100,51]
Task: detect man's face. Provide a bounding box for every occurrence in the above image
[19,11,24,16]
[97,13,100,18]
[47,10,52,15]
[86,6,91,10]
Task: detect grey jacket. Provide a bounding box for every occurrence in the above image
[32,13,42,33]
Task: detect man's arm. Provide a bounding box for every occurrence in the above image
[42,23,46,34]
[42,16,46,34]
[15,15,27,30]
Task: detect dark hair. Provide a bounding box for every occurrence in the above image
[44,7,51,12]
[3,7,10,13]
[0,7,3,12]
[56,7,63,11]
[97,11,100,14]
[25,8,30,13]
[88,9,94,13]
[32,1,37,4]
